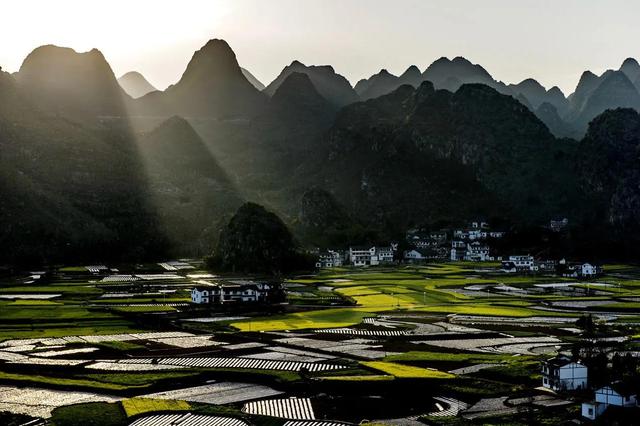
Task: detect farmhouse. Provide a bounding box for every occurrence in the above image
[316,250,344,268]
[450,241,466,261]
[582,381,638,420]
[465,242,490,262]
[348,246,394,266]
[404,248,440,263]
[541,355,588,391]
[508,255,534,271]
[581,263,603,277]
[191,281,272,304]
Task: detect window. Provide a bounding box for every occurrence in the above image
[588,408,593,416]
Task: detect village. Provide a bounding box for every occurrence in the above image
[1,227,640,425]
[314,219,603,280]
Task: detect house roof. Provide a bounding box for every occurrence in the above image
[606,381,638,397]
[350,245,374,250]
[546,355,577,368]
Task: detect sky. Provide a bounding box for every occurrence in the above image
[1,0,639,94]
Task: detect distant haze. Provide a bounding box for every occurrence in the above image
[1,0,639,94]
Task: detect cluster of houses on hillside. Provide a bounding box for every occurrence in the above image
[191,280,277,305]
[404,220,507,263]
[313,219,603,276]
[542,355,639,420]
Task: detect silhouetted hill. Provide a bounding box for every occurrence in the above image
[138,116,243,255]
[577,108,640,256]
[134,39,267,118]
[422,56,509,94]
[398,65,423,87]
[0,72,165,264]
[16,45,129,122]
[241,67,265,90]
[536,102,577,138]
[568,71,600,115]
[620,58,640,85]
[572,70,640,131]
[118,71,157,98]
[210,202,305,273]
[317,82,581,236]
[355,69,399,100]
[509,79,569,116]
[264,60,359,107]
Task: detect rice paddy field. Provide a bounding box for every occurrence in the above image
[2,261,640,425]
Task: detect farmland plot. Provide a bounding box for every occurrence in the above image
[413,336,562,354]
[0,385,121,418]
[243,397,315,419]
[241,346,332,363]
[313,328,406,337]
[131,414,249,426]
[130,357,346,372]
[274,337,395,359]
[139,382,283,404]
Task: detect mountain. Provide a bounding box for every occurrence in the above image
[572,70,640,131]
[118,71,157,98]
[264,60,359,107]
[568,71,601,114]
[137,116,243,255]
[422,56,509,94]
[509,79,569,116]
[354,69,399,100]
[546,86,570,116]
[241,67,265,90]
[16,45,128,121]
[317,82,581,235]
[209,202,303,273]
[620,58,640,86]
[535,102,576,138]
[354,66,425,101]
[0,71,165,264]
[578,108,640,257]
[398,65,423,87]
[268,72,335,122]
[133,39,267,118]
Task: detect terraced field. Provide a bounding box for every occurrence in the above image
[2,261,640,425]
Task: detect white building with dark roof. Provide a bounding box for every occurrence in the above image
[541,355,588,391]
[582,381,638,420]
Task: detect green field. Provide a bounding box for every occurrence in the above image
[231,263,585,331]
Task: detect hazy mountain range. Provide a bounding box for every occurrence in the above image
[2,38,640,264]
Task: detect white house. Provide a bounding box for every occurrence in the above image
[509,255,535,271]
[541,355,588,391]
[348,246,394,267]
[465,242,490,261]
[582,382,638,420]
[405,249,426,262]
[191,281,271,304]
[581,263,603,277]
[316,250,344,268]
[450,241,466,261]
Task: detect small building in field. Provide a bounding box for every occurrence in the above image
[509,255,535,271]
[581,263,603,277]
[316,250,344,268]
[541,355,588,391]
[348,246,394,267]
[191,281,272,305]
[404,248,440,262]
[465,242,490,261]
[582,381,638,420]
